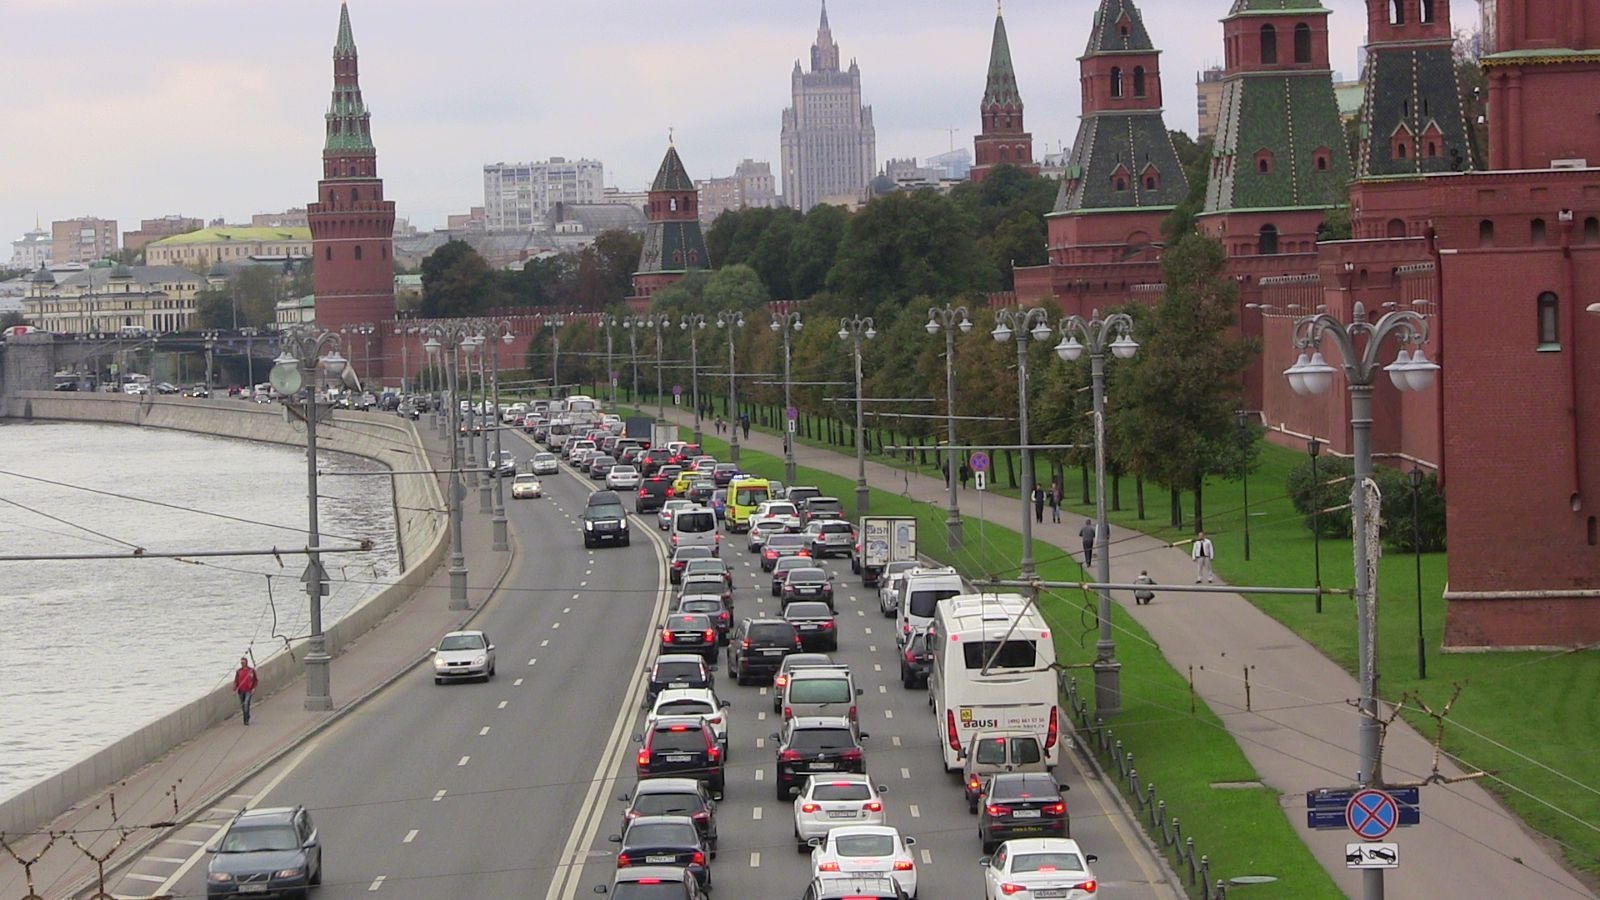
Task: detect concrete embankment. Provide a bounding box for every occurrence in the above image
[0,392,447,837]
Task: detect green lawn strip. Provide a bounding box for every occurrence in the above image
[671,425,1340,897]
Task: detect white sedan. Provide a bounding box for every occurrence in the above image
[511,474,543,499]
[980,838,1099,900]
[810,825,917,898]
[792,775,887,851]
[430,630,496,684]
[530,452,560,476]
[606,464,641,491]
[646,688,730,755]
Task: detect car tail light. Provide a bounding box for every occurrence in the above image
[801,802,820,813]
[794,637,804,650]
[690,851,705,866]
[968,776,981,792]
[841,748,863,762]
[817,862,840,872]
[783,706,793,719]
[1046,706,1060,752]
[847,705,857,721]
[666,488,675,497]
[864,800,882,813]
[775,675,789,689]
[638,489,647,497]
[999,883,1025,896]
[663,631,674,643]
[763,549,776,560]
[707,745,721,762]
[821,621,834,629]
[636,749,650,768]
[946,710,961,752]
[903,623,911,635]
[893,860,914,871]
[741,638,752,649]
[719,612,730,624]
[987,804,1010,816]
[669,724,689,732]
[1046,801,1066,815]
[670,535,679,547]
[779,749,802,761]
[691,810,709,822]
[704,629,716,642]
[616,853,632,867]
[1077,880,1097,893]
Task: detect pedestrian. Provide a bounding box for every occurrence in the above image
[959,462,971,490]
[1032,487,1045,523]
[941,459,951,485]
[234,656,258,726]
[741,414,750,440]
[1079,519,1096,567]
[1191,531,1215,583]
[1134,570,1156,605]
[1048,481,1062,523]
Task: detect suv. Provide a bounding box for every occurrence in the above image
[635,717,725,797]
[619,778,719,853]
[637,473,675,513]
[584,491,632,547]
[779,566,835,609]
[675,597,732,644]
[670,546,715,585]
[205,805,323,898]
[962,730,1049,813]
[640,448,675,477]
[645,654,715,708]
[772,653,836,713]
[806,520,855,559]
[726,617,801,685]
[978,772,1070,852]
[896,567,963,647]
[659,613,720,662]
[801,496,845,525]
[772,716,867,801]
[786,485,823,509]
[781,666,860,725]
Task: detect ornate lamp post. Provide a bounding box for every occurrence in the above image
[925,305,972,551]
[469,333,493,513]
[622,315,645,405]
[1308,436,1324,613]
[1410,466,1426,681]
[394,323,418,395]
[716,310,745,463]
[1238,410,1253,562]
[770,311,803,485]
[682,313,707,445]
[269,325,349,711]
[202,330,220,395]
[340,322,376,388]
[1284,301,1438,900]
[992,306,1055,580]
[544,314,566,399]
[1054,310,1138,717]
[838,316,877,514]
[650,313,671,420]
[241,326,260,396]
[421,322,477,610]
[600,314,619,406]
[475,320,515,551]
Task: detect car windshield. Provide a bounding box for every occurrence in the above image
[768,535,805,549]
[593,456,615,466]
[658,699,715,717]
[587,503,626,519]
[774,559,809,575]
[749,622,798,642]
[438,634,485,651]
[735,486,769,506]
[785,602,832,619]
[991,775,1058,800]
[762,502,796,516]
[650,727,706,753]
[654,661,704,681]
[1012,851,1085,873]
[678,600,722,615]
[535,454,555,462]
[514,475,539,484]
[684,561,724,575]
[676,513,715,533]
[788,568,827,584]
[612,466,637,476]
[808,501,843,514]
[666,614,713,630]
[788,679,851,704]
[788,727,856,752]
[632,793,703,816]
[813,783,872,801]
[833,833,895,857]
[219,825,300,853]
[625,822,699,847]
[820,523,852,534]
[673,548,712,563]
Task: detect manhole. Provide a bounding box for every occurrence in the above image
[1229,875,1281,885]
[1210,780,1266,790]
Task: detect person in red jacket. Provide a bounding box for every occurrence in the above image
[234,656,258,725]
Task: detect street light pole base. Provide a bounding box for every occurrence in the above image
[303,650,333,711]
[479,482,492,514]
[945,515,963,552]
[1092,658,1122,718]
[693,427,703,446]
[855,483,871,516]
[730,442,740,464]
[448,562,469,610]
[492,515,508,552]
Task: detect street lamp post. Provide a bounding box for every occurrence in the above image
[422,323,476,610]
[544,314,566,399]
[838,316,877,515]
[241,327,259,395]
[992,306,1055,580]
[623,315,644,405]
[717,311,745,463]
[395,324,418,395]
[270,325,349,711]
[203,330,220,395]
[1284,301,1438,900]
[340,322,375,389]
[1054,311,1138,717]
[1238,410,1253,562]
[601,314,618,407]
[473,333,493,514]
[770,311,803,485]
[1410,466,1426,680]
[925,305,972,552]
[1309,437,1324,613]
[477,320,515,552]
[682,314,707,445]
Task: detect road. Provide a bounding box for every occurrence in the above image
[100,430,1177,899]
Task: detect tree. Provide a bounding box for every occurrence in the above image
[826,191,996,314]
[1162,132,1213,240]
[701,264,770,313]
[591,229,643,305]
[194,266,284,329]
[787,204,848,300]
[421,240,501,317]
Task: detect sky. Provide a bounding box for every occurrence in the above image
[2,0,1479,247]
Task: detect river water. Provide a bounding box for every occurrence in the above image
[0,421,399,802]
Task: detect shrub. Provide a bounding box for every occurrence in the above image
[1286,458,1446,551]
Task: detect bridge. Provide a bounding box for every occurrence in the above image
[1,329,287,396]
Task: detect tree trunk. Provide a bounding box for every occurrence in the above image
[1192,475,1204,534]
[1135,475,1145,519]
[1079,464,1090,505]
[1004,450,1017,490]
[1170,488,1182,528]
[1111,469,1122,512]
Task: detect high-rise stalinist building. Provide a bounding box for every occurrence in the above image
[780,2,876,211]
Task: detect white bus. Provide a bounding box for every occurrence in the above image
[928,593,1061,772]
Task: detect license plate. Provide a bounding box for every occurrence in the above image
[1013,809,1042,818]
[809,762,836,770]
[668,681,688,688]
[762,648,785,656]
[238,887,269,895]
[826,810,856,818]
[1034,891,1067,899]
[645,855,676,864]
[665,754,692,763]
[797,624,819,631]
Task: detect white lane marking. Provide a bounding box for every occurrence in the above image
[857,610,865,617]
[878,685,887,694]
[479,726,492,736]
[885,710,894,719]
[755,768,765,781]
[755,738,764,749]
[529,658,538,665]
[552,621,562,630]
[403,829,418,843]
[540,639,550,647]
[868,645,877,653]
[498,700,509,709]
[369,874,387,891]
[759,687,768,696]
[580,581,589,587]
[170,838,207,847]
[457,756,470,767]
[752,807,763,820]
[900,767,911,780]
[433,790,447,802]
[124,873,166,883]
[908,804,921,818]
[514,678,524,686]
[757,711,767,720]
[147,855,188,864]
[226,792,253,801]
[563,607,572,614]
[750,851,762,867]
[892,736,902,747]
[920,848,933,865]
[572,594,581,600]
[873,664,882,672]
[214,807,239,815]
[864,627,873,635]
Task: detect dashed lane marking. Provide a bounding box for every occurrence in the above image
[433,790,447,802]
[759,687,767,696]
[878,685,887,694]
[457,756,470,767]
[755,738,765,749]
[752,807,763,820]
[403,830,418,843]
[857,610,865,616]
[920,848,933,865]
[750,851,761,867]
[885,710,894,719]
[755,768,765,781]
[540,640,550,647]
[529,658,538,665]
[908,805,921,818]
[757,711,767,720]
[514,678,524,686]
[563,607,572,613]
[580,581,589,587]
[369,874,387,891]
[498,700,509,709]
[892,736,902,747]
[873,664,882,672]
[864,627,873,635]
[572,594,581,601]
[479,726,492,736]
[170,839,207,847]
[147,856,188,865]
[553,622,562,629]
[868,645,877,653]
[900,767,911,780]
[124,873,166,883]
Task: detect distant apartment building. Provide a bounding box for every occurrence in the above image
[122,215,204,252]
[1196,66,1225,140]
[10,224,52,270]
[601,187,649,213]
[144,226,312,267]
[447,207,488,233]
[780,6,877,210]
[696,159,780,222]
[251,208,309,228]
[52,217,118,265]
[483,158,605,230]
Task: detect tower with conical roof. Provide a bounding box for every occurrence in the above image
[632,140,711,306]
[971,4,1036,182]
[1354,0,1475,182]
[308,2,395,383]
[780,2,876,211]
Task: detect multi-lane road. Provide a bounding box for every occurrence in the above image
[101,434,1178,899]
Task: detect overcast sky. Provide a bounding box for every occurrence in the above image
[4,0,1478,245]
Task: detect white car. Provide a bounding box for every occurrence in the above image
[810,825,917,898]
[511,474,543,499]
[530,452,560,476]
[606,465,641,491]
[646,688,730,755]
[491,450,517,477]
[980,838,1099,900]
[792,775,887,851]
[659,499,693,531]
[571,448,596,468]
[747,516,787,553]
[756,500,802,531]
[430,630,495,683]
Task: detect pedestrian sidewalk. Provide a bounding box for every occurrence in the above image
[0,422,518,899]
[660,406,1595,898]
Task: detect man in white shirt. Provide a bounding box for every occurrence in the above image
[1191,531,1215,583]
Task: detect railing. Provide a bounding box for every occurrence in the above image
[1060,675,1230,900]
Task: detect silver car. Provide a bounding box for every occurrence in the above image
[530,452,559,476]
[491,450,517,477]
[431,630,496,683]
[659,499,693,531]
[606,464,641,491]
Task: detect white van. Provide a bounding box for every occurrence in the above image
[895,566,964,647]
[670,507,722,555]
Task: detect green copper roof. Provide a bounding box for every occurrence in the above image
[1085,0,1154,56]
[1227,0,1330,15]
[637,221,710,276]
[324,4,373,153]
[1056,111,1188,213]
[335,3,356,56]
[1204,72,1351,213]
[983,11,1022,109]
[1359,45,1477,177]
[651,144,695,192]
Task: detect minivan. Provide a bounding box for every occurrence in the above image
[896,567,964,647]
[671,507,722,554]
[781,666,862,728]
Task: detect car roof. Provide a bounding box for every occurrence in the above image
[989,772,1060,793]
[780,653,835,669]
[824,824,899,839]
[788,715,855,728]
[614,865,694,882]
[785,602,834,616]
[809,874,902,896]
[803,772,871,787]
[632,777,705,794]
[654,653,709,666]
[789,665,850,679]
[232,806,299,825]
[650,715,710,730]
[653,688,717,704]
[621,814,701,831]
[441,630,486,639]
[997,837,1089,856]
[788,567,827,578]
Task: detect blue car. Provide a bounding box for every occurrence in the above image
[710,489,728,522]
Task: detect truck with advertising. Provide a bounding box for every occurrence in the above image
[853,516,917,587]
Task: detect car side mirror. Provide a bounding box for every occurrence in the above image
[428,648,437,654]
[721,700,731,708]
[631,734,643,743]
[1059,784,1071,792]
[486,644,495,651]
[607,834,622,843]
[855,687,864,696]
[807,837,823,848]
[857,733,870,740]
[978,856,992,868]
[903,836,917,846]
[1086,853,1099,863]
[593,886,608,895]
[617,791,632,802]
[876,785,889,793]
[204,839,220,853]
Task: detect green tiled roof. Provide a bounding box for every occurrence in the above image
[335,3,355,56]
[637,221,710,276]
[324,3,373,153]
[1359,46,1477,177]
[983,12,1022,109]
[652,145,695,192]
[150,227,311,246]
[1085,0,1154,56]
[1204,72,1351,213]
[1055,111,1188,213]
[1228,0,1330,14]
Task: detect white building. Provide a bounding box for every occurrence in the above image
[10,224,52,270]
[780,4,876,211]
[483,157,605,230]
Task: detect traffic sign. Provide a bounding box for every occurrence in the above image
[1347,789,1400,840]
[969,452,990,473]
[1307,809,1349,830]
[787,418,796,433]
[787,405,798,421]
[974,470,988,491]
[1307,787,1418,829]
[1346,843,1399,869]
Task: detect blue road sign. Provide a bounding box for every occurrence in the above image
[1347,789,1400,840]
[1308,787,1419,828]
[787,405,798,421]
[969,451,990,473]
[1307,789,1355,809]
[1307,809,1349,830]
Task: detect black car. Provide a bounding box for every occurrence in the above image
[640,448,675,477]
[619,778,719,853]
[801,496,846,525]
[771,557,819,598]
[584,492,631,547]
[771,716,867,801]
[608,815,712,890]
[780,567,835,610]
[686,480,717,505]
[978,772,1070,852]
[637,473,676,513]
[635,718,724,796]
[726,617,801,685]
[669,547,715,585]
[679,573,732,607]
[786,485,823,508]
[589,454,618,480]
[681,558,733,588]
[711,463,740,487]
[660,613,719,661]
[898,628,934,689]
[205,805,323,898]
[674,597,732,644]
[783,601,838,652]
[645,654,714,707]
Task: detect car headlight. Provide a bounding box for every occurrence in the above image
[208,873,234,883]
[474,655,487,666]
[275,867,306,879]
[584,520,594,530]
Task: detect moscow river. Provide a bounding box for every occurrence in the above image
[0,421,399,802]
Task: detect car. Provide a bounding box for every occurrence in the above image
[155,381,181,394]
[589,454,619,480]
[431,630,496,683]
[755,499,802,529]
[530,452,560,475]
[674,597,732,644]
[979,838,1099,900]
[800,874,909,900]
[685,480,717,506]
[786,485,823,508]
[607,465,642,491]
[772,653,837,713]
[659,499,693,532]
[671,470,702,498]
[784,601,839,652]
[772,557,822,597]
[185,383,211,398]
[205,805,323,899]
[726,617,802,685]
[801,496,846,525]
[709,488,727,522]
[637,475,676,514]
[978,773,1070,853]
[792,775,888,852]
[805,520,856,559]
[679,573,732,607]
[639,448,675,477]
[647,688,731,757]
[898,627,934,689]
[511,474,543,499]
[772,716,867,801]
[618,778,719,855]
[711,463,740,487]
[669,507,721,554]
[809,825,917,899]
[645,654,714,708]
[566,438,597,461]
[681,557,733,589]
[877,562,920,618]
[635,717,725,797]
[659,613,720,662]
[608,815,712,891]
[962,731,1049,814]
[747,517,787,553]
[761,533,811,571]
[583,492,631,547]
[572,447,597,468]
[781,665,860,726]
[669,546,714,585]
[490,450,517,477]
[781,566,836,608]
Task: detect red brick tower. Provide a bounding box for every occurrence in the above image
[308,2,395,384]
[971,4,1036,182]
[630,141,711,307]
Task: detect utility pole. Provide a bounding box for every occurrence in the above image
[991,306,1053,580]
[925,305,971,552]
[717,310,744,463]
[682,313,706,445]
[770,311,803,485]
[838,316,876,515]
[422,323,476,610]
